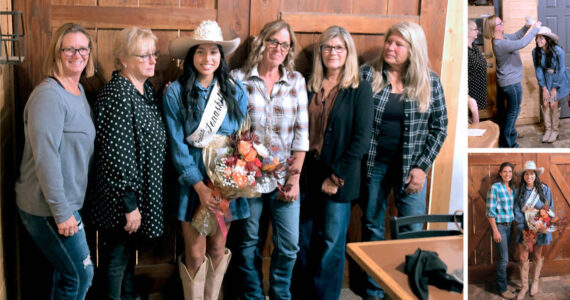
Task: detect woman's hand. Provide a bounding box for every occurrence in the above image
[280,179,300,202]
[405,168,426,194]
[550,88,557,101]
[533,21,542,29]
[57,214,78,237]
[321,177,339,196]
[542,87,550,105]
[124,208,141,234]
[493,229,502,243]
[194,181,219,213]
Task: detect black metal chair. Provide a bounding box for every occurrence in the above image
[389,213,464,239]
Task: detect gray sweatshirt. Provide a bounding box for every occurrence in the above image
[493,25,539,87]
[15,78,95,224]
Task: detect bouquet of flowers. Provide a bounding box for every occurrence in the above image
[193,129,298,237]
[522,205,567,252]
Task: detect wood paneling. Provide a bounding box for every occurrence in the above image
[468,153,570,283]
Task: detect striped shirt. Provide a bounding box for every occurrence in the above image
[231,65,309,154]
[486,182,515,223]
[359,65,447,192]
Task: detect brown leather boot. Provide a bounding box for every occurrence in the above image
[530,257,544,296]
[548,107,560,143]
[517,261,529,300]
[501,290,516,299]
[542,106,552,142]
[179,255,208,300]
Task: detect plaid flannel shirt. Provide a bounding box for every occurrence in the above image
[359,65,447,192]
[231,65,309,154]
[486,182,515,223]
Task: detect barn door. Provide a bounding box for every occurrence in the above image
[468,153,570,283]
[538,0,570,118]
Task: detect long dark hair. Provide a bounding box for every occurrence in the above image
[534,35,559,69]
[493,162,516,190]
[179,44,243,123]
[516,170,548,206]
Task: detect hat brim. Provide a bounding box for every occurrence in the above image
[538,32,559,42]
[169,37,240,59]
[515,167,544,176]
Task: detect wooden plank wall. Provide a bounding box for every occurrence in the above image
[468,153,570,283]
[503,0,540,125]
[0,0,15,299]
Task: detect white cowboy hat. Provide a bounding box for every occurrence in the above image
[516,160,544,176]
[169,20,240,59]
[537,26,559,42]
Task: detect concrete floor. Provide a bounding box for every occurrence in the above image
[516,118,570,148]
[468,274,570,299]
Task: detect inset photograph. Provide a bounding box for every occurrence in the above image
[467,153,570,299]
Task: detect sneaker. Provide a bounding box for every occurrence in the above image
[501,290,516,299]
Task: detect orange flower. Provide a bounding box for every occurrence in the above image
[237,141,253,157]
[236,159,247,168]
[262,157,280,171]
[244,148,258,162]
[232,172,248,188]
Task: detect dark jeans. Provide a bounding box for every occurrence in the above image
[497,83,522,148]
[295,192,352,300]
[98,231,137,300]
[494,223,512,293]
[361,161,427,298]
[19,209,94,300]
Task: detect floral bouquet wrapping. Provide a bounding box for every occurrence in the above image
[522,205,567,252]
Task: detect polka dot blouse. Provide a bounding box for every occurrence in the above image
[89,71,167,239]
[468,46,488,109]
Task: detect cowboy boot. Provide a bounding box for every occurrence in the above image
[542,106,552,142]
[548,106,560,143]
[530,257,544,296]
[517,261,530,300]
[179,255,208,300]
[204,249,232,300]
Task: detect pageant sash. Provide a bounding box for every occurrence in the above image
[185,81,227,148]
[521,188,540,213]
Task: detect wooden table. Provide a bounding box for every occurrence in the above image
[468,120,500,148]
[347,235,463,300]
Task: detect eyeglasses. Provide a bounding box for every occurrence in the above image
[497,21,504,26]
[266,38,291,51]
[133,51,160,62]
[60,47,91,57]
[321,45,346,54]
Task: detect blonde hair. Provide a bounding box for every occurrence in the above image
[113,26,158,71]
[484,15,499,40]
[43,23,95,78]
[308,26,359,92]
[369,21,431,112]
[241,20,296,74]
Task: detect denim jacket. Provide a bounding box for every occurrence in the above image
[533,45,570,101]
[513,184,553,244]
[163,78,250,220]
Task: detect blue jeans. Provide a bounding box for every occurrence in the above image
[494,223,512,293]
[19,209,94,300]
[497,83,522,148]
[98,231,137,300]
[361,161,427,298]
[238,190,300,300]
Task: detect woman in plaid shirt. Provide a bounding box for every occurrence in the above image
[486,162,516,299]
[358,21,448,300]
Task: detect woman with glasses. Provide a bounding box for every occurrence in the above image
[484,15,541,147]
[486,162,517,299]
[468,19,486,123]
[231,20,309,300]
[88,26,167,299]
[358,21,447,300]
[163,20,247,300]
[15,22,95,299]
[292,25,373,300]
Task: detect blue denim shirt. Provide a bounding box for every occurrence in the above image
[163,78,250,220]
[513,184,553,244]
[533,45,570,101]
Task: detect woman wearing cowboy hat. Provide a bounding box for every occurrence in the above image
[513,161,553,299]
[163,20,248,300]
[532,26,570,143]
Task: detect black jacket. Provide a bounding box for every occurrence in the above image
[301,80,374,202]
